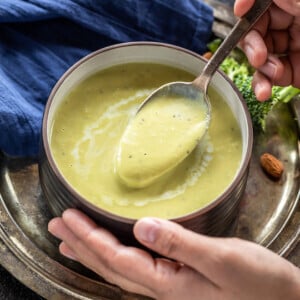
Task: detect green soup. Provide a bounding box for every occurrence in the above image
[50,63,242,219]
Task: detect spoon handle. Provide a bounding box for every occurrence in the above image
[193,0,273,91]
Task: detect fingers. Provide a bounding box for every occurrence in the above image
[236,1,299,98]
[48,211,300,299]
[240,27,289,100]
[133,217,245,286]
[133,217,300,295]
[251,53,300,100]
[274,0,300,16]
[289,52,300,87]
[48,211,156,297]
[252,71,273,101]
[49,210,220,299]
[59,242,77,260]
[234,0,300,21]
[240,29,268,68]
[268,4,294,30]
[58,241,155,297]
[257,54,285,83]
[234,0,255,17]
[49,209,218,299]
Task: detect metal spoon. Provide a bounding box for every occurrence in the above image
[116,0,273,188]
[138,0,273,128]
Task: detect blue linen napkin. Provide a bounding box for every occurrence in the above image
[0,0,213,157]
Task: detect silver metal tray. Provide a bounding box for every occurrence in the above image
[0,100,299,300]
[1,2,299,299]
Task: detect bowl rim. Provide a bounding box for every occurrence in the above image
[42,41,253,225]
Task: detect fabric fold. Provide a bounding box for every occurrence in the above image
[0,0,213,157]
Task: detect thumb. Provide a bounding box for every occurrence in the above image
[133,217,221,278]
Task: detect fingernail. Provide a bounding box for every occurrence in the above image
[135,218,161,243]
[244,43,254,62]
[254,82,263,98]
[259,59,277,80]
[63,251,77,261]
[60,243,77,260]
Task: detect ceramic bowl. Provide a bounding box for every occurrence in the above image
[39,42,253,244]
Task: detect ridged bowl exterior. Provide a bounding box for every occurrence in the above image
[39,42,253,245]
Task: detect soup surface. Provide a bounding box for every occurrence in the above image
[51,63,242,219]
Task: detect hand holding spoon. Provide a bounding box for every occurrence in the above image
[116,0,273,189]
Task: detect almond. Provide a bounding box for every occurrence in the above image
[260,153,284,180]
[202,51,213,60]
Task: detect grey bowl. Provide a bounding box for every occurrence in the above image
[39,42,253,245]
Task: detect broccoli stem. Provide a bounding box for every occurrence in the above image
[274,86,300,103]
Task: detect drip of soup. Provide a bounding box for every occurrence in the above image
[116,94,209,188]
[50,63,242,219]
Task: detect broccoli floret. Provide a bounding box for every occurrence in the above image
[220,57,250,82]
[207,38,222,53]
[207,38,300,130]
[233,74,275,130]
[218,52,300,130]
[219,56,269,129]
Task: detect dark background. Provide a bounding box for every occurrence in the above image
[0,265,43,299]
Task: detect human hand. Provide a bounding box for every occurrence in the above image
[48,209,300,300]
[234,0,300,101]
